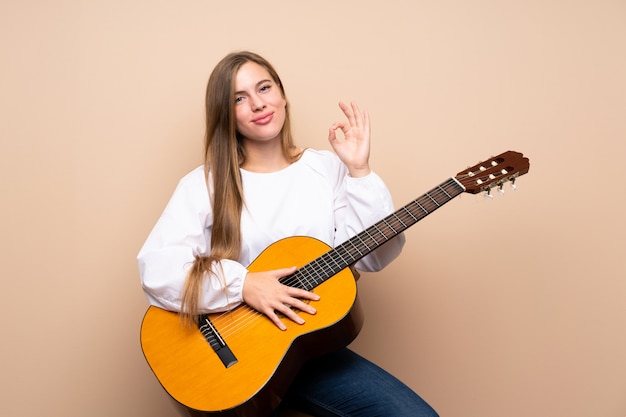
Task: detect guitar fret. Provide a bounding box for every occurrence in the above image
[337,246,357,268]
[425,192,440,207]
[326,255,345,276]
[394,213,408,228]
[304,261,324,287]
[382,218,397,235]
[402,207,418,223]
[390,217,402,230]
[321,252,342,275]
[293,273,307,289]
[415,201,428,215]
[316,255,333,277]
[317,257,334,279]
[438,184,452,199]
[334,248,349,267]
[355,232,372,251]
[405,207,419,222]
[372,224,389,241]
[301,269,317,290]
[294,268,311,290]
[346,239,364,257]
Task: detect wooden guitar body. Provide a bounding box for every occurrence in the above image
[141,236,363,416]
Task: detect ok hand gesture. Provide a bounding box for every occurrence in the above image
[328,101,372,178]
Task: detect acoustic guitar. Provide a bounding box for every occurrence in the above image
[140,150,530,417]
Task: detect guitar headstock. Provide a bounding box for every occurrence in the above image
[455,151,530,195]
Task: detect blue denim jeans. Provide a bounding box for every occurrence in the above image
[276,348,439,417]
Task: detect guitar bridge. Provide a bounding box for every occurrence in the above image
[197,314,238,368]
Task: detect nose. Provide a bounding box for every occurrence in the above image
[250,95,266,111]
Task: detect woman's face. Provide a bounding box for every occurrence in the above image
[234,61,287,143]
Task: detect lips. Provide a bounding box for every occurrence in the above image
[252,112,274,125]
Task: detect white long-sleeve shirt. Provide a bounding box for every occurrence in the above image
[137,149,405,313]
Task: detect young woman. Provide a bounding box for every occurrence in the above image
[138,51,438,417]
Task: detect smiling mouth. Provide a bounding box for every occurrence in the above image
[252,112,274,124]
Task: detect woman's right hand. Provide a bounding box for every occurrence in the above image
[242,266,320,331]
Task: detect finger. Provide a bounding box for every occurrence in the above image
[350,101,363,129]
[291,288,320,302]
[328,122,347,142]
[273,266,298,279]
[275,303,305,326]
[266,309,288,331]
[289,297,317,315]
[285,288,319,315]
[361,108,371,138]
[328,126,337,142]
[338,101,356,126]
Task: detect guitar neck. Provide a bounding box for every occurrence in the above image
[290,177,465,290]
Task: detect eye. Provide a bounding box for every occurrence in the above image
[259,83,271,93]
[235,95,245,104]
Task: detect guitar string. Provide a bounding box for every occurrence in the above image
[203,178,467,339]
[209,254,348,339]
[205,241,350,337]
[207,263,330,338]
[208,263,333,339]
[212,306,264,339]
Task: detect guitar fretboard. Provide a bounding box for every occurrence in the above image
[282,177,465,291]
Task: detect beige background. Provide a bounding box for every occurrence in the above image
[2,1,625,416]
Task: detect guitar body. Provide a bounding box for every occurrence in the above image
[140,235,364,417]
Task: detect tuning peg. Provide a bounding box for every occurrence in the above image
[484,188,493,199]
[498,184,505,195]
[510,177,517,190]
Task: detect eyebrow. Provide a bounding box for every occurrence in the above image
[234,79,272,96]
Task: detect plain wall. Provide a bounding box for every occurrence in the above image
[1,1,625,416]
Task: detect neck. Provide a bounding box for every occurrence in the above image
[241,139,290,173]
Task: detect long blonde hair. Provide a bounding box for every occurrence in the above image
[180,51,298,326]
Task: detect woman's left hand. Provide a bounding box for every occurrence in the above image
[328,101,371,178]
